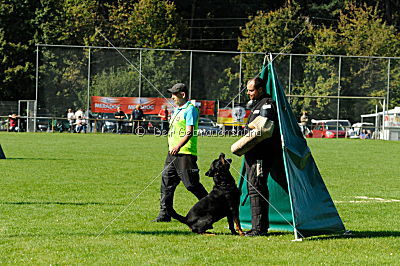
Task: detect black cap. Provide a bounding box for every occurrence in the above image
[167,83,187,93]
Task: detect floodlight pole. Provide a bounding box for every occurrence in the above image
[189,51,193,99]
[138,49,142,99]
[238,53,242,104]
[386,59,391,109]
[35,45,39,132]
[336,56,342,138]
[87,47,91,117]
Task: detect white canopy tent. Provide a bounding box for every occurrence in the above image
[361,107,400,140]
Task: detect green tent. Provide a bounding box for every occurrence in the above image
[238,62,346,239]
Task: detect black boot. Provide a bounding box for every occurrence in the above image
[245,230,268,237]
[248,196,269,235]
[152,191,172,222]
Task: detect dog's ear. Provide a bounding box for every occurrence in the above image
[219,153,225,164]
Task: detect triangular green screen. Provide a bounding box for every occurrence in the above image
[238,62,346,238]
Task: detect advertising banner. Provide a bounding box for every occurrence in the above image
[384,114,400,127]
[91,96,215,115]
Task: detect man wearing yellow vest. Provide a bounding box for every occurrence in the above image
[152,83,208,222]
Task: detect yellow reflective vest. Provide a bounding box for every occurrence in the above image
[168,102,198,155]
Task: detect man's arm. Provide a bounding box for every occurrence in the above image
[170,125,194,155]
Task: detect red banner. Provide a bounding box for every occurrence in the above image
[91,96,215,115]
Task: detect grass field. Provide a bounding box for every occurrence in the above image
[0,132,399,264]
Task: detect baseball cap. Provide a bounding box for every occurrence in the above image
[167,83,187,93]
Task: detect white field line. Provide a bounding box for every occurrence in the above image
[335,196,400,204]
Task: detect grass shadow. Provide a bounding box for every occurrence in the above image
[309,230,400,240]
[5,158,74,160]
[3,232,99,238]
[117,229,292,237]
[117,230,193,236]
[0,201,123,206]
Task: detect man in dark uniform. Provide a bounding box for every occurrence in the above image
[244,77,287,236]
[114,107,126,134]
[131,105,144,134]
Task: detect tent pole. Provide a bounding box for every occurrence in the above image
[269,61,300,240]
[263,53,268,65]
[288,54,292,103]
[293,229,303,241]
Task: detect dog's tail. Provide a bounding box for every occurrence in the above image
[169,209,188,225]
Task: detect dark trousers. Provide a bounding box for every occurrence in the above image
[133,120,142,134]
[244,153,286,232]
[117,121,123,133]
[161,120,169,133]
[158,153,208,218]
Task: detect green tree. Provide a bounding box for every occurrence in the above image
[36,0,189,115]
[34,0,101,116]
[0,0,39,100]
[238,4,312,81]
[107,0,187,48]
[228,3,313,106]
[88,0,189,102]
[301,3,400,120]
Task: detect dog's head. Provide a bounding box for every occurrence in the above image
[205,153,234,185]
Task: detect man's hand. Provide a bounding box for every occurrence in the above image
[170,145,181,155]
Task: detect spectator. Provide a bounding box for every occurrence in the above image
[74,116,84,133]
[8,114,20,132]
[84,109,93,133]
[67,108,75,133]
[75,108,84,121]
[158,105,169,133]
[360,129,367,139]
[131,105,144,134]
[366,130,372,139]
[114,107,126,134]
[299,111,310,137]
[300,111,309,126]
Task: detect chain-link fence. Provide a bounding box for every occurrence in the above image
[2,44,399,139]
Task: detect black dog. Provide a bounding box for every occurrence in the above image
[170,153,244,236]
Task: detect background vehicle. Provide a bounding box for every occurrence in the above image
[145,115,162,133]
[97,113,127,133]
[348,122,375,138]
[198,117,221,135]
[298,123,312,138]
[36,118,49,132]
[311,120,347,138]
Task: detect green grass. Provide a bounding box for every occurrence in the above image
[0,132,399,264]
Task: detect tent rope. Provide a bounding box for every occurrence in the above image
[95,157,177,238]
[222,25,307,109]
